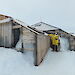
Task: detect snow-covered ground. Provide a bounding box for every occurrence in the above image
[0,47,75,75]
[0,37,75,75]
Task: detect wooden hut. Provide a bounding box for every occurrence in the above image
[0,14,13,47]
[31,22,75,51]
[13,20,50,66]
[0,15,50,66]
[0,14,22,48]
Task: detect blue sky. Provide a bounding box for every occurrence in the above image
[0,0,75,33]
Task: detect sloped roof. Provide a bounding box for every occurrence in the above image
[71,33,75,36]
[61,28,75,36]
[0,14,11,20]
[13,19,43,35]
[31,22,59,31]
[0,14,12,23]
[14,19,28,27]
[31,22,75,37]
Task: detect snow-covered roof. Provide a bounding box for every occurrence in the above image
[0,14,12,23]
[0,14,11,20]
[31,22,59,31]
[32,22,75,37]
[14,19,41,34]
[0,18,12,23]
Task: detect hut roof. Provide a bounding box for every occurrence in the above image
[14,19,28,27]
[0,14,12,23]
[31,22,59,31]
[13,19,44,35]
[32,22,75,37]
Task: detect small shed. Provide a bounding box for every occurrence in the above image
[0,14,22,48]
[12,20,50,66]
[0,14,14,47]
[0,15,50,66]
[31,22,75,51]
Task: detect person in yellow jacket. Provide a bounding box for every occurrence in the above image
[48,33,60,52]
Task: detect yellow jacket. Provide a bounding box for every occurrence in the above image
[48,34,59,45]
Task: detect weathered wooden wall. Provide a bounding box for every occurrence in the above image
[35,34,50,66]
[22,27,36,51]
[69,37,75,50]
[0,21,13,47]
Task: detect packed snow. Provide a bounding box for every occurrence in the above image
[0,37,75,75]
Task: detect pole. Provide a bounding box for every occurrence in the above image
[21,26,24,53]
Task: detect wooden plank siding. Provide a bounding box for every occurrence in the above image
[12,25,21,29]
[22,27,36,51]
[35,34,50,66]
[0,21,13,47]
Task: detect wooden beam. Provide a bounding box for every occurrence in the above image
[12,25,22,29]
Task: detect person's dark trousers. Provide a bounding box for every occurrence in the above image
[53,45,58,52]
[52,45,55,51]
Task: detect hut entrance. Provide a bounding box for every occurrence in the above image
[13,28,20,47]
[60,37,69,51]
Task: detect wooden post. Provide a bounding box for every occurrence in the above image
[34,34,38,66]
[21,26,24,53]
